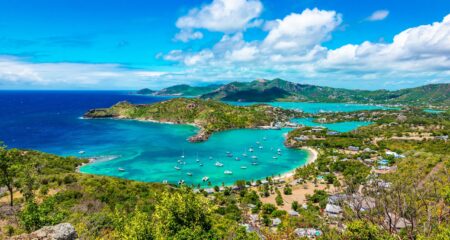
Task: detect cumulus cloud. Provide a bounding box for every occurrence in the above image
[164,11,450,88]
[174,29,203,42]
[262,8,342,53]
[367,10,389,21]
[174,0,263,41]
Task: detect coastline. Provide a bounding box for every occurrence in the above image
[273,146,318,181]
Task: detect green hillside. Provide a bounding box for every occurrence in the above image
[137,84,221,96]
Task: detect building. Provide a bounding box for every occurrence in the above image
[288,210,299,216]
[294,228,323,238]
[272,218,282,226]
[348,146,360,151]
[325,203,342,217]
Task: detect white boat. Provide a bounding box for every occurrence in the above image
[240,166,247,169]
[251,162,258,165]
[256,141,260,145]
[181,150,185,159]
[251,155,258,159]
[258,146,263,149]
[199,163,203,166]
[202,176,209,182]
[242,153,247,157]
[273,156,278,159]
[174,166,181,170]
[178,180,185,185]
[224,170,233,175]
[215,161,224,167]
[249,148,254,152]
[118,167,125,172]
[263,137,267,141]
[187,172,193,176]
[79,150,85,154]
[277,148,282,152]
[235,157,240,161]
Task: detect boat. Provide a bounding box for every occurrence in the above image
[240,166,247,169]
[224,170,233,175]
[118,167,125,172]
[273,156,278,159]
[79,150,85,154]
[251,155,258,159]
[215,161,224,167]
[187,172,193,176]
[263,137,267,141]
[178,180,185,185]
[256,141,260,145]
[277,148,281,152]
[181,150,185,159]
[251,162,258,165]
[258,146,263,149]
[242,153,247,157]
[209,156,213,160]
[174,166,181,170]
[202,176,209,182]
[226,152,233,157]
[235,157,240,161]
[199,163,203,166]
[249,147,254,152]
[196,153,200,162]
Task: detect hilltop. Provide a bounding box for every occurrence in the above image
[84,98,302,141]
[137,79,450,108]
[137,84,221,97]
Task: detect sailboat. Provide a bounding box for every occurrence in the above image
[215,161,224,167]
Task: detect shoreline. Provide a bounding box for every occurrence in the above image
[272,146,318,181]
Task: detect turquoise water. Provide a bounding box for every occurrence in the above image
[292,118,373,132]
[0,92,385,187]
[424,109,444,114]
[80,122,307,187]
[227,101,393,113]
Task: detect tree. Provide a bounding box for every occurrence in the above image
[0,147,23,206]
[291,201,299,211]
[152,188,213,239]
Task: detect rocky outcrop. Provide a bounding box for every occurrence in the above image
[188,130,210,143]
[11,223,77,240]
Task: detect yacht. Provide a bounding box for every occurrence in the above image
[174,166,181,170]
[215,161,224,167]
[235,157,240,161]
[249,147,254,152]
[224,170,233,175]
[273,156,278,159]
[258,145,263,149]
[202,176,209,182]
[187,172,193,176]
[251,155,258,159]
[118,167,125,172]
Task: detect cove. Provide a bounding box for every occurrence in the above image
[291,118,373,132]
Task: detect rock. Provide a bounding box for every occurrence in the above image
[11,223,77,240]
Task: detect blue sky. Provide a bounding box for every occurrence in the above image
[1,0,450,90]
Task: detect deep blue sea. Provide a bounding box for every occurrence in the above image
[0,91,380,186]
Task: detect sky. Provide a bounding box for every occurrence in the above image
[1,0,450,90]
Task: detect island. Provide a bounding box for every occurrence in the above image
[83,98,304,142]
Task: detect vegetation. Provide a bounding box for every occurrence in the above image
[137,84,221,96]
[84,98,302,141]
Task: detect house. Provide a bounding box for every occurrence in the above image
[288,210,299,216]
[385,213,412,230]
[294,228,323,238]
[325,203,342,217]
[385,150,405,158]
[348,146,360,151]
[326,131,339,136]
[317,118,327,123]
[328,194,348,205]
[272,218,282,226]
[312,127,325,132]
[261,180,269,184]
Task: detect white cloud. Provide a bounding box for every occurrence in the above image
[174,0,263,41]
[367,10,389,21]
[262,8,342,53]
[0,56,169,89]
[174,29,203,42]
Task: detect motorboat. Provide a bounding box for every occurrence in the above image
[224,170,233,175]
[215,161,224,167]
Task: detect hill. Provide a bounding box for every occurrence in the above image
[84,98,302,141]
[137,84,221,96]
[199,79,450,107]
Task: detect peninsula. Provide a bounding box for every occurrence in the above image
[83,98,303,142]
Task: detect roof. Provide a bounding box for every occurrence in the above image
[288,210,299,216]
[272,218,282,225]
[325,204,342,214]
